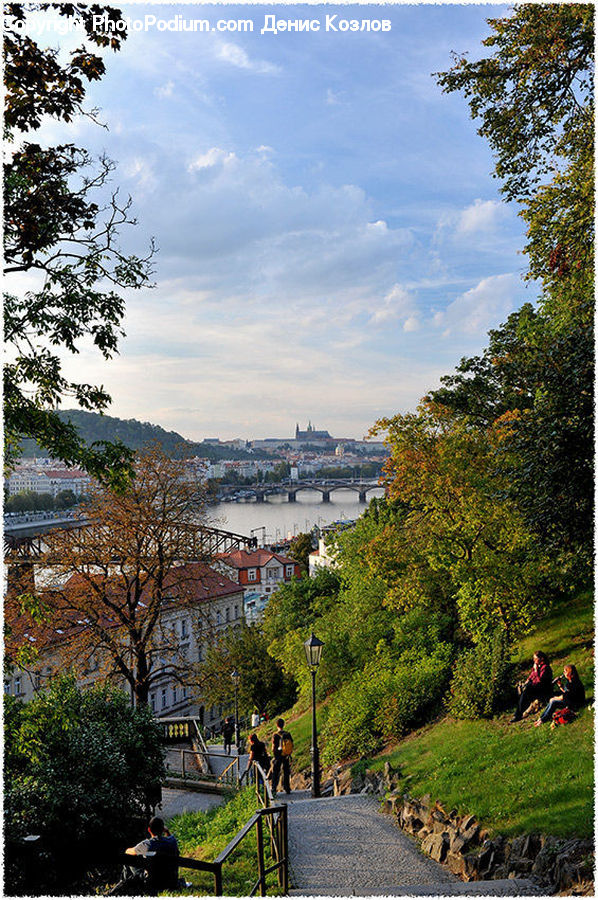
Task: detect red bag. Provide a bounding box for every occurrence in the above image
[552,707,576,726]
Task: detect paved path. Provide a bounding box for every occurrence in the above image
[285,793,541,897]
[286,793,456,896]
[158,786,224,818]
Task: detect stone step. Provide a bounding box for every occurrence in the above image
[289,877,544,896]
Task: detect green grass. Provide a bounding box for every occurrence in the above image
[364,590,594,839]
[165,786,283,896]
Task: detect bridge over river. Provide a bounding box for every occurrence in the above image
[218,478,382,504]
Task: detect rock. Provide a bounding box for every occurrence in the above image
[462,852,481,882]
[461,823,480,847]
[447,851,466,877]
[509,858,533,875]
[420,793,431,811]
[421,832,449,863]
[449,834,467,855]
[460,814,477,833]
[417,826,432,840]
[403,814,424,835]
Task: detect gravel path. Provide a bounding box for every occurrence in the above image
[286,792,457,896]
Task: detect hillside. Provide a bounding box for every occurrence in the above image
[18,410,266,461]
[276,590,594,839]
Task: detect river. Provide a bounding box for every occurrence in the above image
[207,487,385,544]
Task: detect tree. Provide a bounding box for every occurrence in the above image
[288,532,314,572]
[370,402,554,640]
[200,623,297,717]
[8,448,214,706]
[4,675,164,894]
[4,4,154,485]
[434,4,594,570]
[436,4,594,204]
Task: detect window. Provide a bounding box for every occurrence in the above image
[161,688,167,709]
[14,677,21,695]
[225,607,230,623]
[247,568,257,582]
[216,611,222,626]
[150,693,156,713]
[198,644,204,662]
[172,685,178,705]
[183,686,188,699]
[4,682,10,695]
[286,565,294,577]
[234,604,239,619]
[181,619,188,639]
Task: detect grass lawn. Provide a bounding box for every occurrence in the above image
[365,590,594,839]
[165,786,283,896]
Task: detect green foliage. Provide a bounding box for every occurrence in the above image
[3,6,153,484]
[448,629,513,720]
[288,532,314,572]
[201,623,297,717]
[5,488,79,512]
[4,675,164,892]
[435,4,594,573]
[320,639,453,766]
[436,4,594,204]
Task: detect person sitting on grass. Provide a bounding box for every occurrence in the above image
[534,664,586,727]
[510,651,553,722]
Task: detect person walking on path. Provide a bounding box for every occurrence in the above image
[242,733,271,786]
[222,717,234,755]
[534,663,586,726]
[511,651,553,722]
[270,718,292,796]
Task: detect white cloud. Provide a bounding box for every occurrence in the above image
[155,80,174,99]
[434,273,520,336]
[215,42,280,75]
[457,198,509,235]
[370,284,418,327]
[187,147,237,172]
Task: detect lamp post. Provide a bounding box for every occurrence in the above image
[304,632,324,798]
[231,669,241,753]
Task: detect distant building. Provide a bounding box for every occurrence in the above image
[6,464,92,497]
[295,421,332,442]
[214,549,301,622]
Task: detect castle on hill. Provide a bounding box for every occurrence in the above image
[295,421,332,442]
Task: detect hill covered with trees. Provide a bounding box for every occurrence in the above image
[19,410,267,461]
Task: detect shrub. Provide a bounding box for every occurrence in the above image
[4,675,165,893]
[320,643,453,766]
[448,628,513,719]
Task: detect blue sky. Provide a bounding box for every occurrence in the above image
[16,2,539,440]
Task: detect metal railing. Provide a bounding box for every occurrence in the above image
[165,749,241,787]
[118,798,288,896]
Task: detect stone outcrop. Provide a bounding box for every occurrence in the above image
[321,761,594,894]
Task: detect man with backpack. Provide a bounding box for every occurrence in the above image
[270,718,293,796]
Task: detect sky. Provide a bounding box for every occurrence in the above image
[11,2,540,441]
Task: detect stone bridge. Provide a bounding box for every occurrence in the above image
[219,480,383,503]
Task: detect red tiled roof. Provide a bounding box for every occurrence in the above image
[215,549,296,569]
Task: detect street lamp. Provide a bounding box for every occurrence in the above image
[231,669,241,753]
[304,633,324,798]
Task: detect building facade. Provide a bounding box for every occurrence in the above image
[214,549,301,621]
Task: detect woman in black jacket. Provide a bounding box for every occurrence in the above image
[534,664,585,726]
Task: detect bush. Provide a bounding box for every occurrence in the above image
[4,675,165,893]
[320,643,453,766]
[448,628,513,719]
